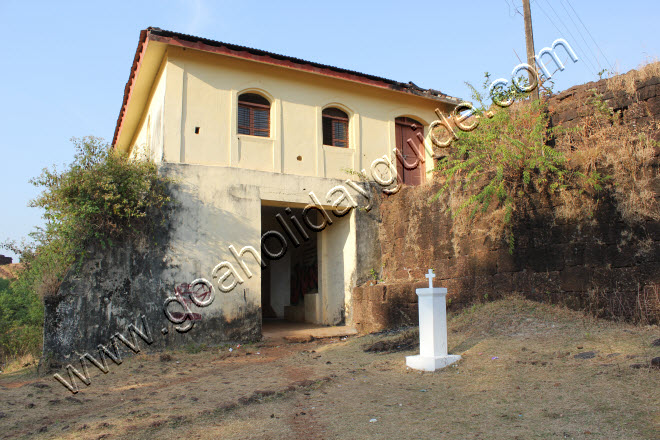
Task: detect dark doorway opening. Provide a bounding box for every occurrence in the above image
[261,205,318,323]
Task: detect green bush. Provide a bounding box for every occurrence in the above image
[433,76,605,252]
[11,136,173,295]
[29,136,172,253]
[2,136,173,364]
[0,279,43,364]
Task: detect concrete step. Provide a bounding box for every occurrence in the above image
[262,322,358,342]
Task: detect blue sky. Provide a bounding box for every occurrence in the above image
[1,0,658,261]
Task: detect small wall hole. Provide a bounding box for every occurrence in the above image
[194,127,200,134]
[296,155,302,161]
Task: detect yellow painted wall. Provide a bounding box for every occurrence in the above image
[129,59,167,162]
[119,41,455,329]
[128,45,453,182]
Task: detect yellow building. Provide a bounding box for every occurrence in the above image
[113,27,458,336]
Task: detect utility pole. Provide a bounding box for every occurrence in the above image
[522,0,540,100]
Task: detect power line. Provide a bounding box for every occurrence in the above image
[509,0,523,14]
[544,0,601,74]
[564,0,614,71]
[533,0,598,76]
[536,0,598,76]
[532,1,563,42]
[555,0,602,72]
[503,0,517,17]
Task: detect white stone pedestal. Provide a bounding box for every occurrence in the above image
[304,292,321,324]
[406,269,461,371]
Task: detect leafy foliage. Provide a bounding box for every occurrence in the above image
[0,278,43,364]
[12,136,172,294]
[30,136,172,252]
[1,136,173,364]
[433,75,606,251]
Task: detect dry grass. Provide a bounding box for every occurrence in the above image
[363,328,419,353]
[0,353,38,374]
[555,93,660,225]
[586,283,660,326]
[0,263,24,280]
[597,127,658,224]
[607,60,660,95]
[554,188,599,223]
[444,185,509,254]
[1,297,658,440]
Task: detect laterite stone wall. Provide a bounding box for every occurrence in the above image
[352,70,660,333]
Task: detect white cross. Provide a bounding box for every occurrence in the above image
[426,269,435,288]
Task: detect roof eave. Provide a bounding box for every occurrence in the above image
[112,29,148,149]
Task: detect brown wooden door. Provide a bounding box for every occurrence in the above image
[395,117,424,185]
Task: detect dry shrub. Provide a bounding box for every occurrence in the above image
[36,271,63,299]
[435,68,658,257]
[554,188,598,223]
[586,283,660,325]
[555,93,659,225]
[443,183,508,254]
[607,59,660,95]
[1,353,38,374]
[434,97,572,252]
[637,283,660,324]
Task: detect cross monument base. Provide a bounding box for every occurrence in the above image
[405,269,461,372]
[405,354,462,371]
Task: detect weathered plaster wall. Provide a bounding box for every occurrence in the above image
[44,162,375,362]
[100,36,455,356]
[158,163,363,327]
[353,187,384,287]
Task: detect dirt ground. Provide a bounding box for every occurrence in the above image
[1,297,659,440]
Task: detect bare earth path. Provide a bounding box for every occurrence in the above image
[1,297,658,439]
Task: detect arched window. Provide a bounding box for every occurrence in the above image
[238,93,270,137]
[322,107,349,147]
